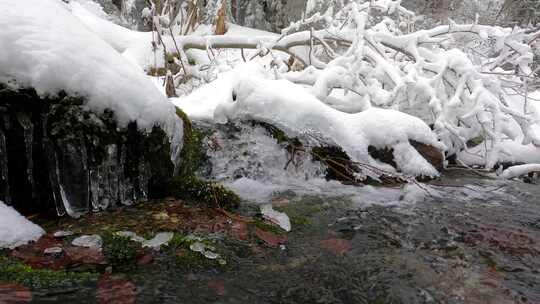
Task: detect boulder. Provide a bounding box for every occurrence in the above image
[0,86,179,216]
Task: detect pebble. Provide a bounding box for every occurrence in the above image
[43,247,63,255]
[72,235,103,250]
[53,230,74,238]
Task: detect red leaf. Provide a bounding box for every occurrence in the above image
[0,283,32,303]
[255,228,287,247]
[207,279,226,296]
[320,239,352,255]
[97,276,137,304]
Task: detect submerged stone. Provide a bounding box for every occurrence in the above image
[72,235,103,250]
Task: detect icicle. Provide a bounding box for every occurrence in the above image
[16,113,35,200]
[0,117,10,205]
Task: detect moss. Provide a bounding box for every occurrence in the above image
[254,121,302,147]
[174,107,205,177]
[164,233,186,250]
[169,176,240,209]
[288,214,312,228]
[102,232,140,270]
[252,219,287,235]
[174,248,223,271]
[169,107,240,209]
[0,257,98,289]
[163,234,227,270]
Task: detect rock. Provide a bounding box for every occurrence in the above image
[114,231,174,251]
[65,247,107,266]
[410,140,445,171]
[189,242,205,253]
[0,86,179,216]
[142,232,174,250]
[115,231,146,243]
[72,235,103,250]
[43,247,63,255]
[188,241,223,261]
[53,230,74,238]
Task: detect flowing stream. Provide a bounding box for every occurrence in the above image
[26,122,540,304]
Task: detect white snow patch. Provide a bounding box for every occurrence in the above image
[501,164,540,179]
[0,201,45,249]
[261,204,292,232]
[0,0,183,151]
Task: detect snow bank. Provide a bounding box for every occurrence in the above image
[0,0,182,148]
[501,164,540,179]
[213,63,445,177]
[0,201,45,249]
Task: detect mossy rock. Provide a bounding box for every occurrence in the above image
[168,108,240,209]
[0,85,177,216]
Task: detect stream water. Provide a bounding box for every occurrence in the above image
[24,167,540,304]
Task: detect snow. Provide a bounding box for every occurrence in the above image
[501,164,540,179]
[213,63,445,177]
[261,204,291,232]
[173,61,445,177]
[0,0,183,150]
[458,140,540,166]
[171,70,234,121]
[0,201,45,249]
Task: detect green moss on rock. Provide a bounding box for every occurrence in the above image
[169,108,240,209]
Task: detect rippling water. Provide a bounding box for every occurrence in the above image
[24,167,540,304]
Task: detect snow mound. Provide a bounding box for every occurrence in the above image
[0,201,45,249]
[501,164,540,179]
[0,0,182,146]
[214,64,446,177]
